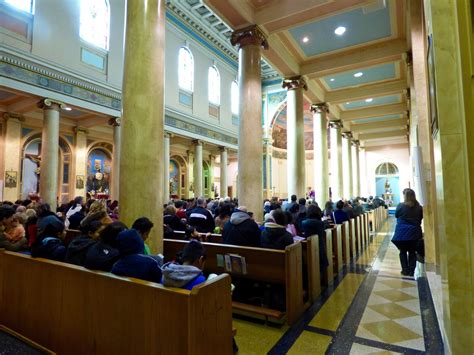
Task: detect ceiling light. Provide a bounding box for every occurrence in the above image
[334,26,346,36]
[330,78,335,82]
[365,98,373,102]
[346,102,350,105]
[64,107,72,111]
[354,72,363,77]
[302,36,309,43]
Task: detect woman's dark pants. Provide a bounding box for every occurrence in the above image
[392,240,417,275]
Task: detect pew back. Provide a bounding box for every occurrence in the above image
[0,250,233,355]
[301,235,321,303]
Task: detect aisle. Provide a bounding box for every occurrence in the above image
[233,217,444,354]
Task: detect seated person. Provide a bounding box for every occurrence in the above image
[222,206,261,247]
[3,213,27,247]
[163,205,186,231]
[31,215,66,261]
[111,229,162,283]
[0,205,27,251]
[333,200,350,224]
[261,209,294,250]
[285,211,298,237]
[161,240,206,290]
[186,197,215,233]
[83,221,127,272]
[64,211,111,266]
[65,196,85,229]
[132,217,154,255]
[301,205,329,272]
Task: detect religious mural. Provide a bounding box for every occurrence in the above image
[271,105,314,150]
[169,160,179,196]
[87,149,111,196]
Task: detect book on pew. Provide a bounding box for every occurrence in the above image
[223,254,247,275]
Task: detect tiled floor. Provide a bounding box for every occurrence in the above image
[233,217,444,354]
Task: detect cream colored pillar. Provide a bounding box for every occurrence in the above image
[329,121,343,200]
[231,25,268,221]
[193,140,203,197]
[209,154,216,198]
[283,77,307,199]
[311,103,329,206]
[263,138,273,199]
[73,126,88,199]
[187,149,194,199]
[353,141,361,197]
[107,117,121,201]
[2,113,23,202]
[120,0,165,253]
[39,99,64,208]
[360,147,367,197]
[163,133,170,203]
[219,147,228,198]
[342,132,353,198]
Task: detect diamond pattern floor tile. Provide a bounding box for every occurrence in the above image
[373,289,416,302]
[361,320,422,344]
[367,303,418,320]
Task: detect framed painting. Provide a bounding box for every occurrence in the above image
[5,171,17,188]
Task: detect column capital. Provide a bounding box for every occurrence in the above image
[108,117,121,127]
[231,25,268,50]
[219,146,227,153]
[405,51,413,68]
[192,139,203,146]
[37,98,68,111]
[342,131,353,139]
[352,139,360,146]
[310,103,329,114]
[73,126,89,135]
[209,154,216,161]
[3,112,24,122]
[329,120,343,129]
[164,132,173,139]
[282,76,307,91]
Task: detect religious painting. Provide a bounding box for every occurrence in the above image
[5,171,17,188]
[427,34,439,138]
[86,148,111,196]
[169,160,179,196]
[22,140,41,197]
[76,175,85,189]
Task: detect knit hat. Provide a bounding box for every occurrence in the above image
[38,215,65,236]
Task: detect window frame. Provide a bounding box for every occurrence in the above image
[208,65,221,106]
[79,0,111,52]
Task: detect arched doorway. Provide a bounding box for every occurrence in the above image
[203,161,210,198]
[375,162,400,205]
[21,135,72,204]
[87,147,112,198]
[170,155,187,199]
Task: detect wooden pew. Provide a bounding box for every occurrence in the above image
[350,218,356,259]
[163,239,305,325]
[170,230,223,243]
[0,250,233,355]
[341,221,350,265]
[301,235,321,303]
[64,229,81,246]
[331,225,343,274]
[323,229,334,286]
[354,216,361,256]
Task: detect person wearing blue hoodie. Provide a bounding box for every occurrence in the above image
[31,215,66,262]
[161,240,206,290]
[111,229,162,283]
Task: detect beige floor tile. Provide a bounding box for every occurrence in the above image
[373,289,416,302]
[361,320,422,344]
[368,303,418,320]
[360,307,391,324]
[350,342,401,355]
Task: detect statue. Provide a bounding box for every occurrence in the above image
[384,179,392,193]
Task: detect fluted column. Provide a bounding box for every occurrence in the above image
[219,147,228,198]
[311,103,329,206]
[39,99,65,208]
[2,113,23,202]
[162,133,170,203]
[342,131,353,198]
[107,117,121,201]
[74,126,88,199]
[263,138,273,199]
[120,0,165,253]
[193,140,203,197]
[231,25,268,221]
[329,121,343,200]
[352,141,361,197]
[283,77,307,199]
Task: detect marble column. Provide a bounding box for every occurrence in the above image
[2,113,23,202]
[193,140,203,197]
[39,99,65,208]
[342,131,353,198]
[219,147,228,198]
[360,147,367,197]
[352,141,361,197]
[163,133,170,203]
[186,149,194,199]
[283,77,307,199]
[120,0,165,253]
[209,154,216,198]
[73,126,88,199]
[329,121,343,200]
[231,25,268,222]
[311,103,329,206]
[263,138,273,199]
[108,117,121,201]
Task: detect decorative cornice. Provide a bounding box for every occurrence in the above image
[310,103,329,114]
[3,112,24,122]
[108,117,121,127]
[282,76,307,91]
[37,98,67,110]
[352,140,360,146]
[193,139,203,146]
[231,25,269,50]
[329,120,343,129]
[342,131,353,139]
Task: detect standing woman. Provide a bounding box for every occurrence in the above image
[391,188,423,276]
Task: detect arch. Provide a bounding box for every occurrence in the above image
[269,100,287,130]
[79,0,110,50]
[170,154,188,199]
[375,162,399,176]
[178,47,194,92]
[374,161,400,205]
[5,0,34,13]
[231,80,239,115]
[208,65,220,105]
[86,145,112,197]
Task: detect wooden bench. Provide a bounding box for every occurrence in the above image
[163,239,305,325]
[0,250,233,355]
[301,235,321,303]
[323,229,334,286]
[170,230,224,243]
[331,225,343,274]
[64,229,81,246]
[341,221,351,265]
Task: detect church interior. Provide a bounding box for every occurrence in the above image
[0,0,473,353]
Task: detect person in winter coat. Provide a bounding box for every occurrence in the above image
[391,188,423,277]
[0,205,27,251]
[65,196,84,228]
[163,205,186,231]
[186,197,215,233]
[261,209,294,250]
[222,207,261,247]
[333,200,350,224]
[83,221,127,272]
[301,205,329,273]
[161,240,206,290]
[111,229,162,283]
[31,215,66,261]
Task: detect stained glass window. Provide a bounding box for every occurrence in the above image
[5,0,33,13]
[208,66,220,105]
[80,0,110,51]
[178,47,194,92]
[231,80,239,115]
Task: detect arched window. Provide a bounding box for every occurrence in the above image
[231,80,239,115]
[5,0,33,13]
[208,65,220,105]
[80,0,110,50]
[178,47,194,92]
